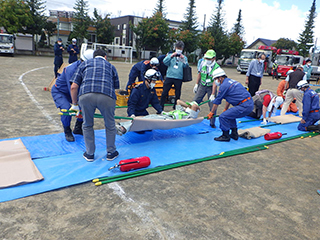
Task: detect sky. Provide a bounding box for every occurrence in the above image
[45,0,320,47]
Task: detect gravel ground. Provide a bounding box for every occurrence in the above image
[0,55,319,240]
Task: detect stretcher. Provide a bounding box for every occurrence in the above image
[128,117,204,132]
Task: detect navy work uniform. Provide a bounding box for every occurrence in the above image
[54,42,65,78]
[298,87,320,131]
[51,60,83,128]
[127,82,162,117]
[67,43,80,64]
[212,78,254,131]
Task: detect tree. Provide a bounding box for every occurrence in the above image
[297,0,317,57]
[272,38,297,50]
[131,11,169,59]
[153,0,166,18]
[0,0,33,34]
[179,0,198,54]
[232,9,244,37]
[207,0,229,61]
[229,9,245,59]
[92,8,115,44]
[73,0,91,45]
[25,0,47,54]
[198,31,215,54]
[44,21,56,46]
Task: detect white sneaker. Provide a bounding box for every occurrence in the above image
[116,122,127,136]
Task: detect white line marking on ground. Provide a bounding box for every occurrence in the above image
[19,67,61,131]
[108,182,169,239]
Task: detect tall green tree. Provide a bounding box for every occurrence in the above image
[25,0,47,53]
[208,0,229,61]
[229,9,245,58]
[297,0,317,57]
[131,11,169,59]
[272,38,297,50]
[232,9,244,37]
[180,0,198,54]
[0,0,33,34]
[73,0,91,45]
[153,0,166,18]
[92,9,115,44]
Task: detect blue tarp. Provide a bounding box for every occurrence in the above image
[0,115,305,203]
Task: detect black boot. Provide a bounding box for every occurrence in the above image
[64,126,75,142]
[230,128,239,140]
[73,120,83,135]
[306,125,320,132]
[214,130,230,142]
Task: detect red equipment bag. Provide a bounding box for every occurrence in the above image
[264,132,283,140]
[108,156,151,172]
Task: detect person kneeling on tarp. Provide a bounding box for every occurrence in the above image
[207,68,254,142]
[127,68,163,118]
[248,89,284,125]
[296,80,320,132]
[116,100,200,135]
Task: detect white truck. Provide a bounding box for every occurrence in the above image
[309,47,320,83]
[0,33,15,56]
[237,48,273,75]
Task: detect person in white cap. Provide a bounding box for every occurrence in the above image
[67,38,80,64]
[126,57,162,90]
[207,68,254,142]
[51,49,94,142]
[296,80,320,131]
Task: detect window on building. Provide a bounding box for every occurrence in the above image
[114,37,120,45]
[122,37,126,45]
[123,24,126,30]
[117,25,120,30]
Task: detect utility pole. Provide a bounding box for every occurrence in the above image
[57,17,60,40]
[203,14,206,31]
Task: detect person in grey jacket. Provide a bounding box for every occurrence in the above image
[160,41,188,109]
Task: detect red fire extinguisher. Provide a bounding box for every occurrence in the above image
[108,156,151,172]
[264,132,287,140]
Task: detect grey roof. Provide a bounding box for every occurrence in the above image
[247,38,277,48]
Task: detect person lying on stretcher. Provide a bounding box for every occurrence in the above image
[116,99,200,135]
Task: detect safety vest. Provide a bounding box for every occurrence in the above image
[163,110,188,119]
[272,63,278,70]
[200,62,220,86]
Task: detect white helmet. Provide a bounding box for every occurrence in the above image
[144,69,160,81]
[150,57,159,66]
[297,80,309,90]
[80,49,94,61]
[72,38,77,43]
[211,68,226,79]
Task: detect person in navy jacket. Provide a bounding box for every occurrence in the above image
[296,80,320,131]
[207,68,254,142]
[67,38,80,64]
[51,49,94,142]
[127,69,162,117]
[126,58,162,90]
[53,38,65,78]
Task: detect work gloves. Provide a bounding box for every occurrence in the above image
[193,84,198,94]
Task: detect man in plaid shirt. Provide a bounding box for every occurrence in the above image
[70,49,120,162]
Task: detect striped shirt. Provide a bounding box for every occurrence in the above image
[71,56,120,99]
